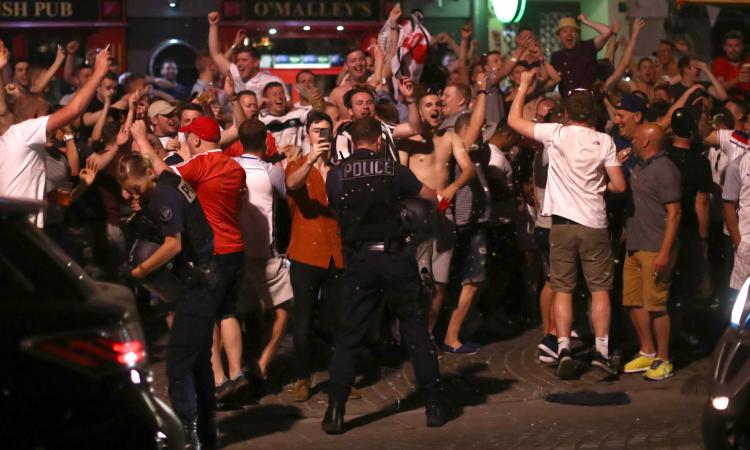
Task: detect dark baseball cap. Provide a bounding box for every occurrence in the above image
[616,93,647,114]
[179,116,220,143]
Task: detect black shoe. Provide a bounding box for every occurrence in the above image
[537,334,558,358]
[591,351,618,376]
[183,419,201,450]
[556,349,575,380]
[425,403,446,427]
[321,401,345,435]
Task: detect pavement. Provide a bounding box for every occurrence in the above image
[146,324,712,449]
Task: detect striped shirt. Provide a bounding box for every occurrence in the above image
[334,120,398,162]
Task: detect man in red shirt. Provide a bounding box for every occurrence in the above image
[133,116,248,394]
[712,30,750,100]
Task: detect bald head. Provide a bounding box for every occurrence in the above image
[632,123,665,159]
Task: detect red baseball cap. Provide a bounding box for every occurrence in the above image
[179,116,221,143]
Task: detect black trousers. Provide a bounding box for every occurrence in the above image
[290,259,344,380]
[166,280,219,424]
[327,247,441,404]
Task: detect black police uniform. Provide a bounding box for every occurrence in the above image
[324,148,442,425]
[142,170,218,446]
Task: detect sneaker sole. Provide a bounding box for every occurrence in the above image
[556,357,576,379]
[537,343,558,358]
[623,367,650,374]
[592,360,618,376]
[644,371,675,381]
[539,356,558,365]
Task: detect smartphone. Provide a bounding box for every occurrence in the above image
[319,127,331,143]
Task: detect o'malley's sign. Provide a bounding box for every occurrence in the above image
[0,1,98,21]
[244,0,380,21]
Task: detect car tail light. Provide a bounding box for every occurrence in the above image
[21,323,147,377]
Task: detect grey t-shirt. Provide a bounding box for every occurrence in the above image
[626,153,682,252]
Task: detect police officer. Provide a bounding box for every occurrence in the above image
[117,152,218,449]
[323,117,446,434]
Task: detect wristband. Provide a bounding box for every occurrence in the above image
[510,56,518,63]
[63,134,75,142]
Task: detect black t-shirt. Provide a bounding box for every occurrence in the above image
[78,97,104,144]
[666,143,712,232]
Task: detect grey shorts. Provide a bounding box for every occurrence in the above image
[415,213,456,284]
[549,221,613,293]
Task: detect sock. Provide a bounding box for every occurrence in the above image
[595,336,609,358]
[557,337,570,354]
[640,351,656,358]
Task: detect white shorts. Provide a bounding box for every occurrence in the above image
[243,255,294,309]
[415,213,455,284]
[731,240,750,290]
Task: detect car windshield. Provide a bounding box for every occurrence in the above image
[0,218,84,302]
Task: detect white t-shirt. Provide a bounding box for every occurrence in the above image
[486,143,514,224]
[718,129,750,162]
[723,152,750,242]
[0,116,50,227]
[534,123,619,229]
[259,107,307,149]
[233,154,286,258]
[229,64,288,100]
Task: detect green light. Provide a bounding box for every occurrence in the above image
[514,0,526,23]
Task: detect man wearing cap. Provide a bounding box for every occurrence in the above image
[549,14,613,97]
[148,99,180,153]
[134,116,248,397]
[667,108,712,338]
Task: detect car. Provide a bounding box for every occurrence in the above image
[0,198,184,449]
[702,275,750,449]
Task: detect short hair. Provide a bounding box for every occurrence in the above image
[237,90,256,99]
[648,100,671,121]
[446,82,471,105]
[344,86,375,109]
[712,108,736,130]
[349,117,381,146]
[262,81,284,97]
[305,110,333,133]
[13,94,47,121]
[296,69,314,83]
[455,112,471,134]
[375,101,399,124]
[518,24,534,34]
[238,119,267,152]
[101,121,122,146]
[344,48,366,61]
[637,57,653,69]
[161,59,177,68]
[195,53,213,72]
[564,90,596,125]
[724,31,743,44]
[116,153,154,183]
[417,92,439,107]
[180,103,204,116]
[75,64,92,76]
[235,46,260,60]
[103,71,118,83]
[727,100,749,119]
[660,40,676,50]
[678,55,694,74]
[13,59,29,68]
[480,51,501,67]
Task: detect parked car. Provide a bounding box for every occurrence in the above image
[0,198,183,449]
[702,275,750,449]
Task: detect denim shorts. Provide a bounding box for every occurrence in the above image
[453,226,487,284]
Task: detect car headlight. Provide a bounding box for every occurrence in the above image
[730,277,750,329]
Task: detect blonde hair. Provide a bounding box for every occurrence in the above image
[116,153,154,184]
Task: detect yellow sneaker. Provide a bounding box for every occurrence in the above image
[644,359,674,381]
[623,353,656,373]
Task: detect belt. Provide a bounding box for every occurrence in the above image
[366,242,387,251]
[350,238,406,253]
[552,215,582,226]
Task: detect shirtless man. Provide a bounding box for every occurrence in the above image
[398,93,475,354]
[329,49,370,120]
[631,58,657,102]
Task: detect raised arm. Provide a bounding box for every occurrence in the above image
[392,77,421,138]
[130,119,169,176]
[63,40,80,86]
[382,3,401,82]
[208,11,232,75]
[47,46,110,136]
[89,92,111,143]
[508,70,538,140]
[579,13,613,51]
[656,84,704,130]
[604,18,620,63]
[224,29,246,62]
[698,61,728,101]
[30,45,66,94]
[603,18,644,93]
[457,22,472,85]
[224,75,245,126]
[461,73,488,149]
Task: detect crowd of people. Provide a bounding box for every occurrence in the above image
[1,3,748,446]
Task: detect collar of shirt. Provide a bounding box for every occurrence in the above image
[638,151,667,167]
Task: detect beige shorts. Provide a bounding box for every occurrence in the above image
[415,213,456,284]
[243,254,294,309]
[549,223,613,293]
[622,250,675,312]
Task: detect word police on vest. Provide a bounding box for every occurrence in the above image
[343,159,396,180]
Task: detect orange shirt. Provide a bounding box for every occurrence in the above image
[285,156,344,269]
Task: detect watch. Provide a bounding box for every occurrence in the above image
[63,134,75,142]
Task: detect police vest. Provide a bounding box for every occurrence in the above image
[157,171,215,264]
[339,150,402,244]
